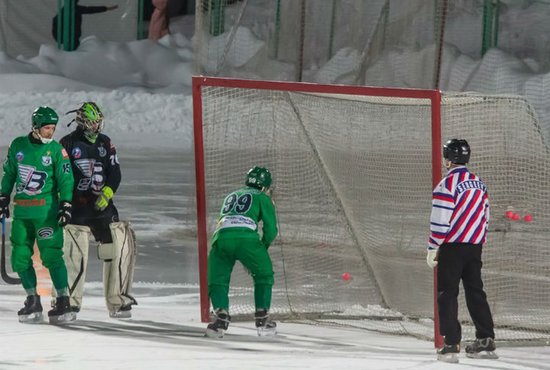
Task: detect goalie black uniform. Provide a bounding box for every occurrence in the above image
[60,102,137,318]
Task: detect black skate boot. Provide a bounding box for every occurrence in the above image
[109,304,132,319]
[205,309,231,338]
[18,295,43,324]
[255,309,277,337]
[48,296,76,324]
[465,338,498,359]
[70,306,81,313]
[437,343,460,363]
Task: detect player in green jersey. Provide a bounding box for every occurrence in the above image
[0,106,76,324]
[206,166,278,338]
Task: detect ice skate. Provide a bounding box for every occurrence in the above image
[465,338,498,359]
[437,343,460,363]
[70,306,81,313]
[48,296,77,324]
[109,304,132,319]
[255,309,277,337]
[205,309,231,338]
[18,295,43,324]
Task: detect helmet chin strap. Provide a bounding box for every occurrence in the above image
[32,128,53,144]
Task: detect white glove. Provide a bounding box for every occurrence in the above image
[426,249,438,268]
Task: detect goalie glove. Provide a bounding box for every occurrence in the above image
[0,194,10,219]
[95,186,114,211]
[426,248,438,268]
[58,201,72,227]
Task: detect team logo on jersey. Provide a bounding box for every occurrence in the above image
[72,147,82,159]
[16,152,24,162]
[37,227,54,239]
[42,156,52,166]
[16,164,48,195]
[98,147,107,157]
[75,159,95,178]
[74,159,104,192]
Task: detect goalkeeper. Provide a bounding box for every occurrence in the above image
[60,102,137,319]
[206,166,278,338]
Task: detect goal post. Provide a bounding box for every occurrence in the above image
[193,76,443,342]
[193,76,550,346]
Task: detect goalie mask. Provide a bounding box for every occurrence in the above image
[67,102,105,143]
[443,139,470,165]
[245,166,272,191]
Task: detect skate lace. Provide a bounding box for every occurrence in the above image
[210,310,231,330]
[255,312,276,328]
[469,338,494,351]
[438,344,459,354]
[479,338,493,349]
[24,296,39,308]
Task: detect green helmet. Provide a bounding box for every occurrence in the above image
[32,106,59,129]
[73,102,104,143]
[245,166,272,190]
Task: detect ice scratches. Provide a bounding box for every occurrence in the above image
[60,319,207,342]
[223,324,351,349]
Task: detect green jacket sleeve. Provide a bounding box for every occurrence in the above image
[54,144,74,202]
[260,194,278,248]
[1,144,16,196]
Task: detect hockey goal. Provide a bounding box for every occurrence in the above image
[193,76,550,345]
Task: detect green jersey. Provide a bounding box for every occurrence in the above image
[1,134,74,219]
[212,186,278,248]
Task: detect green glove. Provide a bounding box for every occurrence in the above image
[95,186,114,211]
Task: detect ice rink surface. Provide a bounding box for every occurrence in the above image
[2,143,550,370]
[2,285,550,370]
[3,7,550,364]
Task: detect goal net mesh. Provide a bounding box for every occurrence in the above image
[196,80,550,343]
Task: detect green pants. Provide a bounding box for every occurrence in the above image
[10,217,68,291]
[208,237,274,312]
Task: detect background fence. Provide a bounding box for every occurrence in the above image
[194,0,550,87]
[0,0,197,57]
[193,0,550,144]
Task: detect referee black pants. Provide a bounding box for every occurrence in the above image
[437,243,495,345]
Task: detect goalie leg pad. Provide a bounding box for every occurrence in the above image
[62,224,91,310]
[97,242,115,261]
[103,221,138,314]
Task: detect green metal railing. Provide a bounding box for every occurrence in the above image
[56,0,147,52]
[482,0,500,56]
[56,0,75,51]
[209,0,225,36]
[137,0,146,40]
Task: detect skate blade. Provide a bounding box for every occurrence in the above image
[257,327,277,337]
[18,312,43,324]
[49,312,77,325]
[437,353,459,363]
[205,328,225,338]
[466,351,498,359]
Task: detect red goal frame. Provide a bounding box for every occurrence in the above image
[192,76,443,347]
